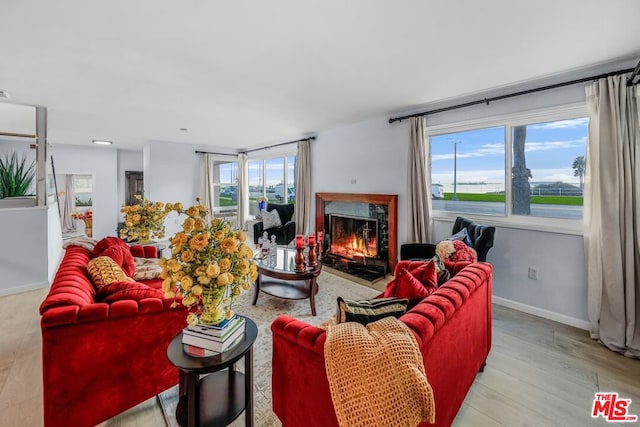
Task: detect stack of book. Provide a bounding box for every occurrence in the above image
[182,315,246,354]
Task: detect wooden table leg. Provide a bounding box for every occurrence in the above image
[178,370,187,397]
[309,277,317,316]
[186,371,199,427]
[245,347,254,426]
[252,274,261,305]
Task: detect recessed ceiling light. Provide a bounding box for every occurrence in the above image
[92,139,113,145]
[0,90,10,99]
[180,127,188,132]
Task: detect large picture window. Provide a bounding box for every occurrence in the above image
[429,106,588,222]
[211,159,238,211]
[248,154,296,216]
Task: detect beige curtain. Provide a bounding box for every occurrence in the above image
[237,153,248,230]
[406,117,431,242]
[61,174,75,232]
[199,154,214,220]
[295,140,311,235]
[585,74,640,358]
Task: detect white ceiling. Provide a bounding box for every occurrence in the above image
[1,0,639,151]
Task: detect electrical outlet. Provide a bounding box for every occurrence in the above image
[528,267,538,280]
[350,178,357,184]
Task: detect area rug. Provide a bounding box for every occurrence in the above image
[157,270,382,427]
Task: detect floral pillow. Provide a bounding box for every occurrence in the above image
[87,256,134,288]
[262,209,283,229]
[436,239,478,263]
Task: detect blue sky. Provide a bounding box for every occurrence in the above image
[431,118,588,189]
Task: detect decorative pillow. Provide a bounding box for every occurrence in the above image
[447,228,473,247]
[382,268,433,305]
[62,237,97,252]
[132,262,162,281]
[261,209,283,229]
[99,245,136,277]
[436,240,478,263]
[87,256,134,289]
[397,257,449,287]
[93,236,131,257]
[96,280,163,302]
[336,297,409,325]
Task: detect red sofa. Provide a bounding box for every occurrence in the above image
[39,244,187,427]
[271,260,492,427]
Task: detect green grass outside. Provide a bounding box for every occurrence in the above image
[442,193,583,206]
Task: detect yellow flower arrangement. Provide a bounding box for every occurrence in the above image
[160,201,257,326]
[119,194,169,242]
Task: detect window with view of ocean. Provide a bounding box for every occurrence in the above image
[430,114,588,220]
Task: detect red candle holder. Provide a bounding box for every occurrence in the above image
[307,234,317,268]
[317,231,323,256]
[294,235,306,271]
[295,246,306,271]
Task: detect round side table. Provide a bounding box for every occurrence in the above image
[167,316,258,427]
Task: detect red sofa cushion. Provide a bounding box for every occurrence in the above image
[97,280,164,302]
[382,267,437,304]
[99,245,136,277]
[93,236,137,276]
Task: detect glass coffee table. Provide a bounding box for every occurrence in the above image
[252,246,322,316]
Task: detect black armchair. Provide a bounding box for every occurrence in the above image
[253,203,296,245]
[400,216,496,262]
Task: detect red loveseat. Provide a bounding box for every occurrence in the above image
[271,260,492,427]
[40,244,187,427]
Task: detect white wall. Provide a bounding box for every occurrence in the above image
[311,116,408,236]
[433,219,587,328]
[51,144,119,239]
[117,149,143,208]
[0,206,49,295]
[47,203,63,281]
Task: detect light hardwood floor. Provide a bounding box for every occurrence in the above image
[1,287,638,426]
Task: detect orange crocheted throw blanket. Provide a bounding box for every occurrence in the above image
[324,317,435,427]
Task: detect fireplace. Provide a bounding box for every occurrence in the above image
[316,193,397,282]
[329,214,378,260]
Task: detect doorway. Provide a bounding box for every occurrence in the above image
[125,171,143,205]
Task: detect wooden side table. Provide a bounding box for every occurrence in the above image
[166,317,258,427]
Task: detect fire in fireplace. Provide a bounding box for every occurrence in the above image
[328,214,378,260]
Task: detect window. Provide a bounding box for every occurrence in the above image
[72,175,93,207]
[211,158,238,211]
[429,106,588,222]
[248,154,296,216]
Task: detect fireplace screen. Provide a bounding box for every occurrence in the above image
[328,214,378,259]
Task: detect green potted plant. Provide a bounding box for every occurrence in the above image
[0,152,35,203]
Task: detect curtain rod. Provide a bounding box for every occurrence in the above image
[240,136,316,154]
[194,150,238,157]
[627,59,640,86]
[389,66,637,123]
[0,131,36,138]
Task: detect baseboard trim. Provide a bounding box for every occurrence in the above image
[493,296,590,331]
[0,281,48,297]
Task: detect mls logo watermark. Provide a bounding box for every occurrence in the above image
[592,392,638,422]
